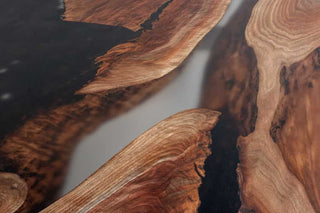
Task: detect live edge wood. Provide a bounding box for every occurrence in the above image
[71,0,231,93]
[202,0,320,212]
[0,76,175,213]
[200,1,258,211]
[41,109,220,213]
[0,0,230,212]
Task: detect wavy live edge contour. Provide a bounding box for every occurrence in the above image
[0,0,230,212]
[63,0,171,31]
[200,0,259,211]
[69,0,231,94]
[0,74,177,213]
[40,109,220,213]
[201,0,320,212]
[238,0,320,212]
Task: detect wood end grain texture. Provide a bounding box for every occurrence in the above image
[0,172,28,213]
[201,0,320,212]
[41,109,220,213]
[0,72,177,213]
[1,0,231,211]
[239,0,320,212]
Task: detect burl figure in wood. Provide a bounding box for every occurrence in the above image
[202,0,320,212]
[3,0,320,212]
[0,0,230,212]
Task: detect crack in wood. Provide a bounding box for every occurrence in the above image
[139,0,174,32]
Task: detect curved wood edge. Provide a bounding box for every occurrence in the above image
[199,0,258,211]
[0,71,177,212]
[201,0,258,136]
[1,0,231,211]
[239,0,320,212]
[63,0,170,31]
[238,48,320,213]
[41,109,220,212]
[0,172,27,213]
[201,0,320,212]
[71,0,231,94]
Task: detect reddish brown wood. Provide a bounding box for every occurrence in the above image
[269,48,320,212]
[0,0,230,211]
[200,0,258,211]
[41,109,220,213]
[63,0,169,31]
[73,0,232,93]
[0,172,27,213]
[1,74,176,212]
[202,0,320,212]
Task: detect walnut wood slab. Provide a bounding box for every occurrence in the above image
[0,0,230,212]
[41,109,220,213]
[71,0,232,93]
[202,0,320,212]
[200,0,258,211]
[240,0,320,212]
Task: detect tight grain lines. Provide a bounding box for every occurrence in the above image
[0,0,231,211]
[238,0,320,212]
[76,0,231,94]
[0,173,28,213]
[41,109,220,213]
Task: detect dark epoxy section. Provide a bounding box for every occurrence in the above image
[198,112,241,213]
[139,0,173,31]
[198,1,258,211]
[0,0,139,138]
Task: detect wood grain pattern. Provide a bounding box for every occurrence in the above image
[201,0,320,212]
[201,0,258,136]
[63,0,169,31]
[0,172,27,213]
[270,49,320,212]
[0,73,176,212]
[74,0,231,94]
[0,0,138,139]
[200,1,258,211]
[41,109,220,213]
[238,0,320,212]
[1,0,230,211]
